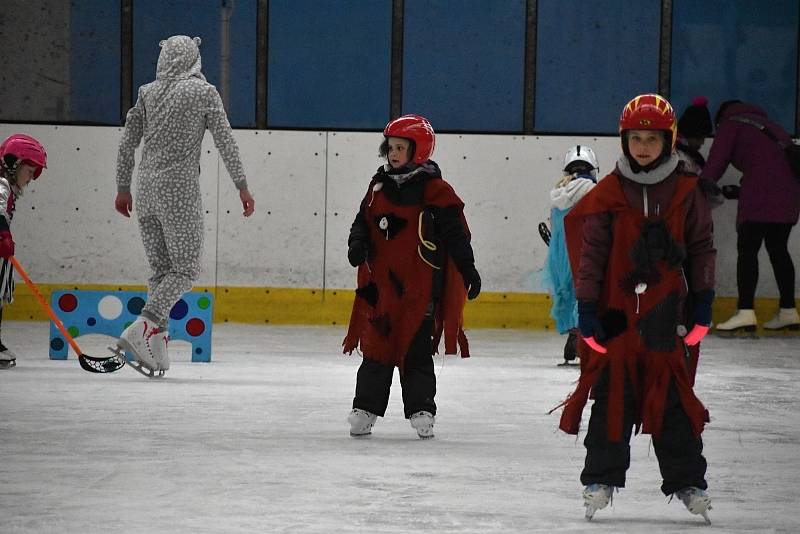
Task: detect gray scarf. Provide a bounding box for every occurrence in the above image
[616,153,680,185]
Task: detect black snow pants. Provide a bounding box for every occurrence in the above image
[352,317,436,419]
[580,368,708,495]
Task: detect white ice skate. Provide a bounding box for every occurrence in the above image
[348,408,377,437]
[715,309,757,334]
[0,343,16,369]
[675,486,712,524]
[583,483,614,520]
[111,317,168,378]
[763,308,800,331]
[409,411,435,439]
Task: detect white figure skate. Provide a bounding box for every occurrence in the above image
[675,486,712,524]
[348,408,377,437]
[111,316,168,378]
[0,343,16,369]
[583,483,614,520]
[409,411,435,439]
[715,309,757,335]
[763,308,800,331]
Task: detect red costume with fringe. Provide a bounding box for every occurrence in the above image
[559,173,710,442]
[343,177,469,371]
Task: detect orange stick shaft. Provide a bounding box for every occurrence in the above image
[9,256,84,357]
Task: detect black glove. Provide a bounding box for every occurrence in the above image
[721,185,740,200]
[691,289,715,326]
[577,301,605,340]
[698,177,724,208]
[462,265,481,300]
[347,240,368,267]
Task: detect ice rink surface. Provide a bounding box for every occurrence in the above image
[1,321,798,533]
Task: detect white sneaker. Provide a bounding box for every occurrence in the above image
[715,309,757,332]
[117,317,167,377]
[763,308,800,330]
[675,486,712,524]
[583,483,614,520]
[348,408,377,437]
[409,411,435,439]
[0,343,16,369]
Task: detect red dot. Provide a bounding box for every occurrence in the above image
[58,293,78,312]
[185,318,205,337]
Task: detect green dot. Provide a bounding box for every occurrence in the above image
[198,296,210,310]
[67,326,79,338]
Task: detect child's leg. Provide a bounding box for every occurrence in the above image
[353,358,394,416]
[580,369,635,488]
[399,318,436,418]
[139,209,203,326]
[652,380,707,495]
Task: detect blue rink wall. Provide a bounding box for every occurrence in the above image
[0,124,797,328]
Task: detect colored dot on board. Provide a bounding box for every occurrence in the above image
[197,296,210,310]
[67,326,79,338]
[98,295,123,320]
[58,293,78,312]
[185,318,205,337]
[50,338,65,351]
[170,299,189,320]
[127,297,145,316]
[87,317,96,326]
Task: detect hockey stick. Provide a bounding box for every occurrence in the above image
[9,256,125,373]
[538,222,551,246]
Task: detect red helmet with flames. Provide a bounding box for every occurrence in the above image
[619,94,677,150]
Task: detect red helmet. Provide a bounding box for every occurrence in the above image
[0,133,47,178]
[619,94,677,150]
[383,114,435,164]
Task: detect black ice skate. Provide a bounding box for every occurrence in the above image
[0,342,16,369]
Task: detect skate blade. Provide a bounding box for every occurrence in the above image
[417,434,435,440]
[110,343,165,379]
[557,361,580,367]
[701,510,711,525]
[0,360,16,369]
[714,327,758,339]
[585,505,598,521]
[349,431,372,438]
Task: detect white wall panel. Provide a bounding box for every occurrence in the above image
[0,123,796,299]
[215,130,326,287]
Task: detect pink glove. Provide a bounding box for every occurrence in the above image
[684,324,709,346]
[583,335,607,354]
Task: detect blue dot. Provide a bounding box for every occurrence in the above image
[87,317,97,326]
[127,297,145,315]
[50,338,65,351]
[195,347,202,355]
[170,299,189,321]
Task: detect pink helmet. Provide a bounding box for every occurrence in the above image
[384,115,435,164]
[0,133,47,178]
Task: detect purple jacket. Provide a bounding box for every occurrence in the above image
[701,102,800,226]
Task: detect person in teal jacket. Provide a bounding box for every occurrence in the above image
[541,145,599,365]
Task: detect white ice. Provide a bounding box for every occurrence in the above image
[1,321,798,533]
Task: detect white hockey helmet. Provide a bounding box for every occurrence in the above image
[562,145,599,178]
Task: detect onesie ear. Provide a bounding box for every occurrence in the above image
[159,39,166,47]
[193,36,202,47]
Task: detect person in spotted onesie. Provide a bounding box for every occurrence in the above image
[114,35,255,377]
[555,94,716,523]
[343,115,481,439]
[0,134,47,369]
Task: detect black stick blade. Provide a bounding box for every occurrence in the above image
[79,353,126,373]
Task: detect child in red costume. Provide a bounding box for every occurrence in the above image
[557,95,716,523]
[343,115,480,439]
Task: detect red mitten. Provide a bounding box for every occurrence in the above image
[0,230,14,259]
